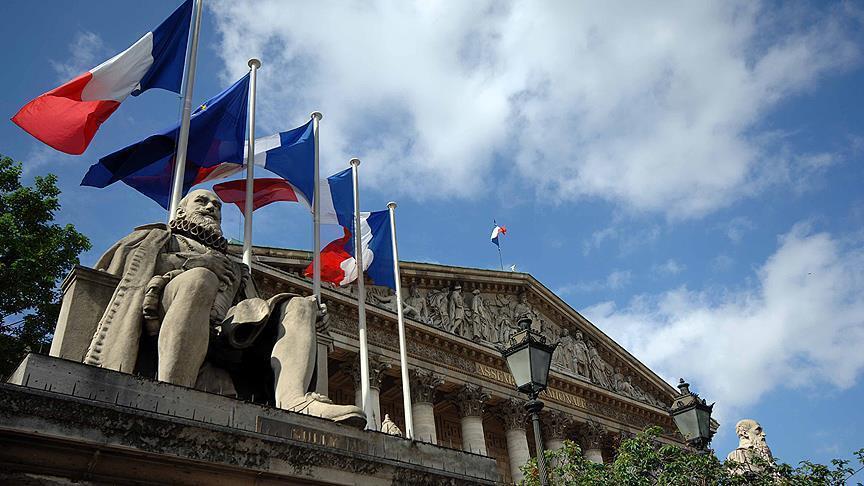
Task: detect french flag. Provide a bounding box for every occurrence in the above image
[195,121,316,204]
[306,208,396,289]
[12,0,192,155]
[491,221,507,247]
[211,178,300,216]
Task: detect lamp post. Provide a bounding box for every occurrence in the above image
[669,378,715,453]
[499,318,558,486]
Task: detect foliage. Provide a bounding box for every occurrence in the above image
[0,155,90,375]
[519,427,864,486]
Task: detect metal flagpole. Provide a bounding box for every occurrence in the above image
[350,158,373,430]
[168,0,204,221]
[242,58,261,268]
[387,201,414,439]
[311,112,323,302]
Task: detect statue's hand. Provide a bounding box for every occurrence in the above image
[316,300,329,332]
[182,250,236,287]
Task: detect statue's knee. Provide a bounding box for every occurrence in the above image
[177,267,220,295]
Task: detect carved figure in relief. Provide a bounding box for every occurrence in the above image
[448,285,467,337]
[612,367,626,392]
[469,289,493,341]
[572,330,590,377]
[587,340,611,388]
[513,291,534,322]
[81,189,364,426]
[558,329,577,371]
[404,285,429,323]
[726,419,774,474]
[426,288,450,330]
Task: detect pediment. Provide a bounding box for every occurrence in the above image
[242,245,678,412]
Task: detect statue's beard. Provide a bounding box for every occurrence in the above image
[184,211,223,237]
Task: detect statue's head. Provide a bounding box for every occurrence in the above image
[176,189,223,236]
[735,419,767,449]
[409,285,420,297]
[574,330,583,340]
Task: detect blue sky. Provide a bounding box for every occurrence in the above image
[2,0,863,468]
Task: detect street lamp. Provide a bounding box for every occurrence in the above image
[499,318,558,486]
[669,378,714,452]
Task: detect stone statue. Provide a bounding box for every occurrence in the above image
[82,189,364,426]
[404,285,429,323]
[381,414,402,437]
[612,367,626,392]
[726,419,774,473]
[469,289,493,341]
[572,330,590,378]
[587,341,611,388]
[426,288,450,330]
[513,291,534,322]
[557,329,576,372]
[447,285,466,337]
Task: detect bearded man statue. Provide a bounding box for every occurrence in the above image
[82,189,364,427]
[726,419,774,474]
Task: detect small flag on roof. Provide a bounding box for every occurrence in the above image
[491,221,507,247]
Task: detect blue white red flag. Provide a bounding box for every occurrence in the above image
[491,221,507,247]
[12,0,192,155]
[306,209,395,289]
[212,178,300,216]
[80,73,250,207]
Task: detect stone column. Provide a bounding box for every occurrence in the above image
[453,384,490,455]
[580,421,606,464]
[409,368,443,444]
[543,409,575,451]
[499,398,530,483]
[345,355,391,431]
[314,326,334,396]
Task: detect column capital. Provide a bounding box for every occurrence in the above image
[452,384,490,418]
[343,354,391,389]
[497,398,528,431]
[542,408,576,440]
[579,420,608,450]
[408,368,444,403]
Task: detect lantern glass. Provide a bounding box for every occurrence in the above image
[530,345,553,390]
[672,406,700,441]
[505,344,533,391]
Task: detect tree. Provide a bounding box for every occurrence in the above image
[519,427,864,486]
[0,155,90,376]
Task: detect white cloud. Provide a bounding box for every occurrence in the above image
[211,1,860,218]
[583,223,864,421]
[653,259,686,276]
[50,31,107,81]
[559,269,632,294]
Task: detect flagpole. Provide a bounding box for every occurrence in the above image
[351,158,373,430]
[242,58,261,268]
[387,201,414,439]
[168,0,203,221]
[311,111,323,302]
[497,245,504,271]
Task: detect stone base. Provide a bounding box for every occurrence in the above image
[1,354,499,485]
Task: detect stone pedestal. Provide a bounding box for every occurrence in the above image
[409,368,443,444]
[500,399,530,483]
[3,353,501,485]
[49,266,119,361]
[454,384,490,455]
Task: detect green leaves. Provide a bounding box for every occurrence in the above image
[0,155,90,375]
[518,427,863,486]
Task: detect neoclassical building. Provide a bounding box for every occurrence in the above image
[1,243,685,485]
[249,245,682,483]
